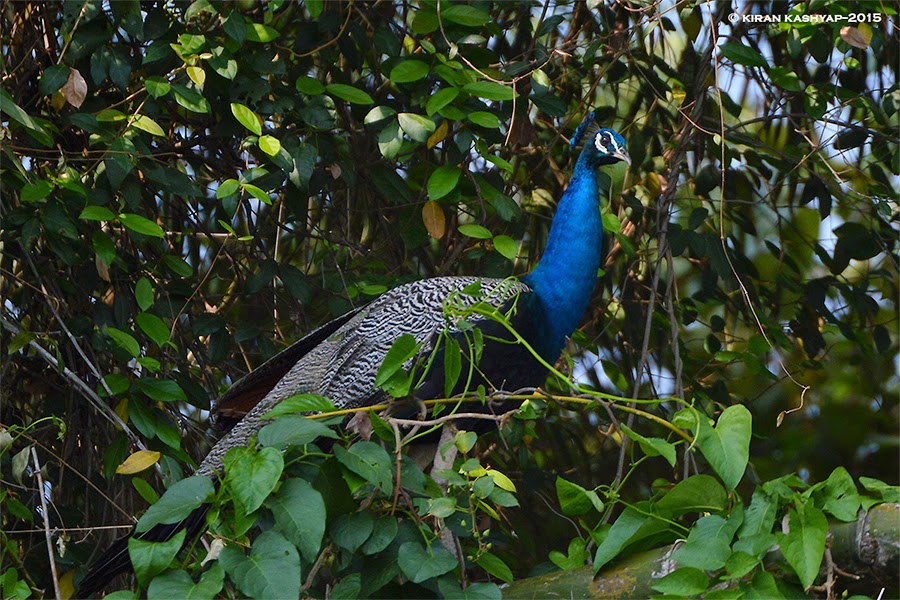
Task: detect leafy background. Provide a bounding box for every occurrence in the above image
[1,0,897,598]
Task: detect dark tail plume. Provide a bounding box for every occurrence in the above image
[77,504,210,597]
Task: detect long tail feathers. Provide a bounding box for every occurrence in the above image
[77,504,210,597]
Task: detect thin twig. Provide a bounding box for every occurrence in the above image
[31,448,62,600]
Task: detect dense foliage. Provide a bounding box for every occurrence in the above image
[1,0,897,598]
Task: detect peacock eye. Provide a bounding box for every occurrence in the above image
[598,132,610,148]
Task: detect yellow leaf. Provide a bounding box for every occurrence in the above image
[116,450,161,475]
[131,114,166,137]
[422,200,446,239]
[114,398,129,430]
[59,569,76,600]
[487,469,517,493]
[427,120,448,149]
[187,65,206,88]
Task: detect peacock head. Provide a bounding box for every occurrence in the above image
[570,112,631,168]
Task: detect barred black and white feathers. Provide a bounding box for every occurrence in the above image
[199,276,532,477]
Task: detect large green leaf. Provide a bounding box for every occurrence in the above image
[326,83,374,105]
[136,476,215,533]
[390,60,429,83]
[129,529,186,588]
[397,541,457,583]
[427,164,461,200]
[147,563,225,600]
[119,213,165,238]
[220,530,300,599]
[231,103,261,135]
[695,405,751,491]
[224,446,285,519]
[266,478,326,563]
[779,503,827,589]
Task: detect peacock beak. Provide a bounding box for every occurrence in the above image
[612,148,631,167]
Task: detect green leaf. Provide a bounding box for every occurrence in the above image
[39,65,70,95]
[106,327,141,358]
[364,105,397,124]
[556,477,603,516]
[397,541,457,583]
[0,88,54,147]
[263,393,336,418]
[220,530,300,600]
[231,103,261,135]
[224,446,284,519]
[119,213,165,238]
[326,83,374,105]
[427,496,458,518]
[724,551,759,579]
[651,566,710,596]
[549,537,590,571]
[818,467,861,522]
[374,334,420,387]
[656,474,727,516]
[389,60,430,83]
[620,424,677,466]
[136,476,215,533]
[258,414,339,449]
[129,528,185,588]
[593,507,649,573]
[476,552,513,583]
[458,223,492,239]
[131,114,166,137]
[719,42,768,68]
[258,135,281,156]
[79,205,116,221]
[306,0,324,18]
[398,112,436,142]
[148,563,224,600]
[441,5,490,26]
[216,178,240,199]
[463,81,516,101]
[266,478,326,563]
[296,76,325,95]
[779,503,827,589]
[244,22,280,43]
[331,511,375,553]
[137,378,187,403]
[492,235,518,259]
[362,516,399,555]
[427,164,461,200]
[145,76,171,98]
[333,442,392,495]
[672,515,735,570]
[377,119,403,159]
[21,180,53,203]
[426,88,459,116]
[171,84,210,113]
[132,478,159,505]
[484,154,512,172]
[695,405,751,491]
[769,66,803,92]
[242,183,271,204]
[136,313,170,347]
[467,111,501,128]
[443,336,462,397]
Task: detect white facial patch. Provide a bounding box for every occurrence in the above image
[595,131,618,155]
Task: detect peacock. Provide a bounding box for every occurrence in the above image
[77,112,630,595]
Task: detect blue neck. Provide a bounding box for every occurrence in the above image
[522,153,603,360]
